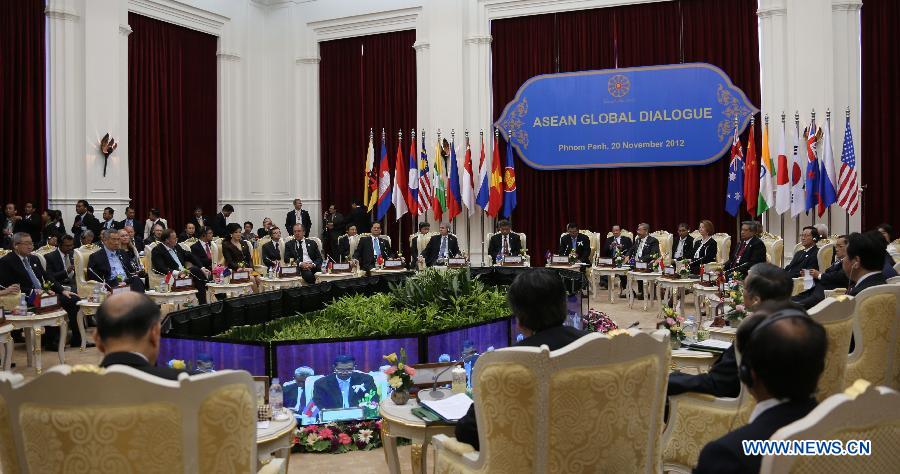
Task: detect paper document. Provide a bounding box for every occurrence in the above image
[420,393,473,421]
[692,339,732,350]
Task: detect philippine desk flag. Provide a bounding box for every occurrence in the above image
[376,134,393,221]
[724,124,745,217]
[501,136,517,218]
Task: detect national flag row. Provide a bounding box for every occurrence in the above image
[725,110,859,218]
[363,129,518,222]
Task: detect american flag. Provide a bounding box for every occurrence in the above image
[417,133,433,215]
[837,114,859,215]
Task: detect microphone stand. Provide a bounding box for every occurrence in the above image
[87,267,113,292]
[428,352,480,400]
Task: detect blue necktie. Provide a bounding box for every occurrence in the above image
[440,236,448,258]
[373,238,381,257]
[22,257,41,289]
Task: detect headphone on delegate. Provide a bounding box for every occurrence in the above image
[737,308,808,388]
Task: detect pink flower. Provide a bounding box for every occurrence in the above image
[676,316,685,323]
[666,317,675,326]
[735,304,746,312]
[338,433,352,445]
[383,366,396,375]
[303,425,319,433]
[318,428,333,440]
[404,366,416,376]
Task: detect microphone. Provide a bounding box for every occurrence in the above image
[429,352,480,399]
[88,267,113,291]
[726,260,754,275]
[628,321,640,329]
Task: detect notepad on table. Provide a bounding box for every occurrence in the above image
[690,339,732,350]
[419,393,473,421]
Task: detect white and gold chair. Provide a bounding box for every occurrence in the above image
[761,380,900,474]
[0,365,281,474]
[651,230,673,263]
[711,233,732,265]
[73,244,102,298]
[253,236,272,274]
[606,230,635,241]
[844,283,900,390]
[886,238,899,264]
[808,296,857,401]
[483,231,528,262]
[790,239,834,271]
[33,244,57,271]
[433,330,670,473]
[759,232,784,266]
[557,229,596,261]
[179,237,199,253]
[409,231,437,269]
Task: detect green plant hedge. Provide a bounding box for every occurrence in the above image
[217,268,510,342]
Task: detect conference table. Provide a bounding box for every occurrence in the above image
[590,266,630,303]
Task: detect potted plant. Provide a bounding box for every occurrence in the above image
[659,306,686,348]
[382,348,416,405]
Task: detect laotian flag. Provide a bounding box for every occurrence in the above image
[376,135,393,221]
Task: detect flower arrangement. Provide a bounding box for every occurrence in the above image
[211,264,231,283]
[722,277,747,325]
[678,259,691,277]
[581,308,618,334]
[650,254,663,272]
[568,247,578,264]
[293,420,387,454]
[382,348,416,393]
[613,248,624,267]
[659,306,686,342]
[167,359,186,370]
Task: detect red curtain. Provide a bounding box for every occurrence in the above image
[128,13,217,231]
[492,0,760,263]
[0,0,47,208]
[861,0,899,230]
[319,30,417,246]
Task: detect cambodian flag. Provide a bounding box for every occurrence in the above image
[376,135,393,221]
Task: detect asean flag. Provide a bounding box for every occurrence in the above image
[501,137,517,218]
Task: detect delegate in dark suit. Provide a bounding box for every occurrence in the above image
[283,380,306,412]
[668,345,740,398]
[353,235,395,271]
[791,260,849,309]
[558,233,591,264]
[694,399,818,474]
[848,272,887,296]
[455,325,589,450]
[220,240,254,270]
[20,213,42,243]
[188,215,209,232]
[212,213,229,238]
[284,238,322,284]
[72,213,101,244]
[87,246,145,292]
[44,248,75,287]
[689,238,719,274]
[671,235,695,262]
[487,232,522,261]
[0,252,82,346]
[603,235,633,258]
[261,239,285,268]
[99,352,187,381]
[190,240,215,270]
[336,235,353,262]
[151,243,208,304]
[311,372,378,410]
[785,245,819,278]
[423,234,461,266]
[724,236,767,274]
[629,235,661,263]
[285,209,312,235]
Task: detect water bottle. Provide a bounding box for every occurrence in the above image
[91,285,102,303]
[269,378,284,412]
[16,294,28,315]
[684,316,697,343]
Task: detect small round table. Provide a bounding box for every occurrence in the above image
[6,310,68,374]
[206,282,254,302]
[0,324,15,371]
[259,276,305,292]
[380,396,456,474]
[591,267,631,303]
[315,271,360,283]
[627,271,661,311]
[655,277,701,317]
[671,348,716,374]
[706,324,737,343]
[256,413,296,471]
[75,300,101,351]
[145,290,200,317]
[692,284,720,326]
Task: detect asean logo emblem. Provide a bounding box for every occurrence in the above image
[504,169,517,191]
[608,75,630,98]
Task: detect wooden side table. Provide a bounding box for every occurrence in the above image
[205,282,254,302]
[6,310,68,374]
[590,267,630,303]
[75,300,101,351]
[0,324,15,371]
[380,397,456,474]
[627,271,661,311]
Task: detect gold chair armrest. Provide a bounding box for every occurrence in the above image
[662,392,754,470]
[432,434,476,456]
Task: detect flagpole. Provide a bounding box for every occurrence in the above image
[810,108,817,226]
[451,129,457,236]
[412,128,418,233]
[437,128,442,225]
[779,112,785,240]
[398,129,403,258]
[845,107,851,236]
[480,129,486,266]
[794,111,800,245]
[465,129,472,259]
[762,114,769,231]
[734,115,740,240]
[368,128,374,231]
[826,109,833,235]
[381,128,387,233]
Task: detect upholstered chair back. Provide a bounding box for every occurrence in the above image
[483,232,528,258]
[888,238,899,263]
[0,365,257,474]
[179,237,199,253]
[761,380,900,474]
[409,232,437,256]
[759,232,784,266]
[557,230,596,261]
[791,239,834,269]
[651,230,673,261]
[33,245,57,271]
[606,229,635,240]
[73,244,102,298]
[845,284,900,390]
[252,236,272,273]
[711,233,732,265]
[434,330,670,473]
[808,296,857,400]
[689,229,701,241]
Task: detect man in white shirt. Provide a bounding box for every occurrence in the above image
[695,302,826,474]
[285,199,312,235]
[424,223,460,267]
[672,223,694,262]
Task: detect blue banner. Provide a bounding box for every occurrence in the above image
[495,63,758,170]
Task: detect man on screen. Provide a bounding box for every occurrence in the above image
[311,355,378,410]
[284,366,314,413]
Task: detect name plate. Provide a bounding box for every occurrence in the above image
[503,256,524,265]
[597,258,614,266]
[551,256,570,265]
[279,266,298,277]
[447,257,467,267]
[110,286,131,295]
[231,271,250,282]
[384,259,404,269]
[34,294,60,314]
[331,262,352,273]
[174,277,193,289]
[320,407,364,423]
[664,267,675,275]
[635,261,649,270]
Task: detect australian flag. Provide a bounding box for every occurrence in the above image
[725,125,745,216]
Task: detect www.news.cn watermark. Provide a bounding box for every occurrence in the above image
[743,440,872,456]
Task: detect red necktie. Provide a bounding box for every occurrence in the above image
[736,242,747,261]
[205,243,211,259]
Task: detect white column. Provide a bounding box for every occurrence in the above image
[217,48,244,211]
[45,0,83,216]
[294,50,322,237]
